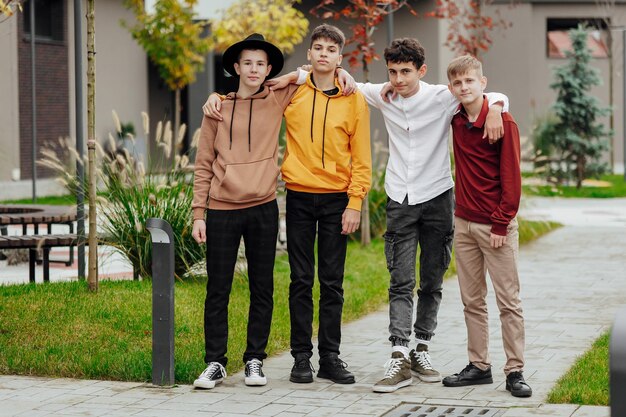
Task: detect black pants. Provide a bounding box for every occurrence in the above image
[286,190,348,359]
[203,200,278,366]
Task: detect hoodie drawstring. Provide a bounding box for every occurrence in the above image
[321,97,330,169]
[310,90,332,169]
[229,96,254,152]
[248,99,253,152]
[229,96,237,150]
[310,90,317,143]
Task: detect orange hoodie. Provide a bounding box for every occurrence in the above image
[192,85,297,219]
[281,74,372,211]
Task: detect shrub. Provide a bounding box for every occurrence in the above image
[540,24,611,188]
[39,113,203,280]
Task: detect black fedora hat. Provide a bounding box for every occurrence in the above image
[222,33,284,79]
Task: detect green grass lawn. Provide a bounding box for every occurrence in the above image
[547,332,609,405]
[0,219,560,384]
[1,195,76,205]
[523,174,626,198]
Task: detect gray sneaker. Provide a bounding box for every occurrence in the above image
[410,344,441,382]
[372,352,412,393]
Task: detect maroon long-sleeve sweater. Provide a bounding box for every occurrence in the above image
[451,97,522,236]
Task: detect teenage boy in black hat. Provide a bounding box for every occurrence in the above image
[191,33,294,389]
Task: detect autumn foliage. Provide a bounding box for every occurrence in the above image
[312,0,512,62]
[310,0,416,75]
[428,0,511,57]
[209,0,309,55]
[0,0,21,21]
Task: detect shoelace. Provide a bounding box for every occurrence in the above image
[382,357,404,379]
[332,358,349,370]
[508,371,526,385]
[202,362,225,378]
[295,358,315,372]
[457,363,475,376]
[414,351,434,370]
[247,359,262,376]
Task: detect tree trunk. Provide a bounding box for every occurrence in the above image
[174,87,181,157]
[576,155,585,189]
[87,0,98,292]
[360,63,371,246]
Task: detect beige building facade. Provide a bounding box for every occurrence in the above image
[1,0,624,199]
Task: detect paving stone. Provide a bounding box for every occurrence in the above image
[570,406,610,417]
[0,200,624,417]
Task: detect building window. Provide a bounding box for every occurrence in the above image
[23,0,64,42]
[547,18,609,59]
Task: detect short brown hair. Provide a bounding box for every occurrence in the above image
[383,38,425,69]
[447,55,483,80]
[310,24,345,51]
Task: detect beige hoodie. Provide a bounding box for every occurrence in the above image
[192,85,297,219]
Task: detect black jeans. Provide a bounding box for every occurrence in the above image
[384,188,454,345]
[286,190,348,359]
[203,200,278,366]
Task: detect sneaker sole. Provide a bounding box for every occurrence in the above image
[372,378,412,393]
[442,377,493,387]
[289,375,313,383]
[316,371,355,384]
[245,377,267,386]
[506,384,533,397]
[411,370,442,383]
[193,378,222,389]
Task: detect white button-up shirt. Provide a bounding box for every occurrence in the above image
[358,81,508,205]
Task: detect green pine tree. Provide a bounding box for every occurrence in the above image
[547,24,612,188]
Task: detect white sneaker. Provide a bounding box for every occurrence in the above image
[193,362,226,389]
[244,358,267,386]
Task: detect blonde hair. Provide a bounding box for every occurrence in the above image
[447,55,483,80]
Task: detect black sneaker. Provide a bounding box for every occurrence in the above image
[442,363,493,387]
[193,362,226,389]
[506,371,532,397]
[290,354,314,383]
[244,358,267,386]
[317,353,355,384]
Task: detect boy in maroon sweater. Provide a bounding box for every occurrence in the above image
[442,55,532,398]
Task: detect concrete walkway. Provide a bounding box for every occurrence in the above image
[1,197,625,416]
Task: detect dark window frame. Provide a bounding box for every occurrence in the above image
[23,0,64,43]
[546,17,610,59]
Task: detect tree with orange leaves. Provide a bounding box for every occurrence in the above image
[429,0,511,58]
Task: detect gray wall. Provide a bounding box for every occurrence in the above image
[482,2,625,172]
[0,16,21,182]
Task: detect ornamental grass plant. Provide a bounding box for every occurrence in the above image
[38,112,204,280]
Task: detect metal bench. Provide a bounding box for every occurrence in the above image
[0,204,77,266]
[0,234,78,283]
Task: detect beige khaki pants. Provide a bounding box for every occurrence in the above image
[454,216,525,375]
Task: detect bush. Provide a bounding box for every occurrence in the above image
[39,113,203,280]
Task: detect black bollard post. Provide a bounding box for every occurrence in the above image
[610,307,626,416]
[146,218,175,386]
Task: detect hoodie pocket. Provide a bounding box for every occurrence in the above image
[211,157,279,203]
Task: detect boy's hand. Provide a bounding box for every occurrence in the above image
[380,82,397,103]
[484,104,504,144]
[266,70,299,90]
[337,69,356,95]
[490,232,506,249]
[341,208,361,234]
[192,219,207,244]
[203,94,223,121]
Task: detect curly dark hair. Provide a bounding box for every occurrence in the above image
[383,38,425,69]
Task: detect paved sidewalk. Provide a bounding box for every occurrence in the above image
[1,197,625,416]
